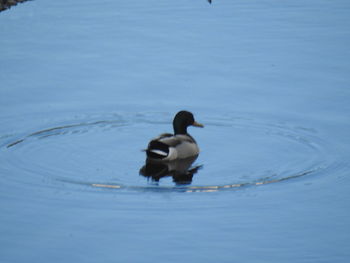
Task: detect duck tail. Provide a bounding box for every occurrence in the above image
[146,141,169,159]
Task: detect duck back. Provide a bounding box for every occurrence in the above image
[146,134,199,161]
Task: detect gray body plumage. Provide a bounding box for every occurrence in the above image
[147,133,199,161]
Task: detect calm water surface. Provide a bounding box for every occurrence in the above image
[1,1,349,262]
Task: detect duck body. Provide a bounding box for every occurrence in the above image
[145,111,203,162]
[146,133,200,161]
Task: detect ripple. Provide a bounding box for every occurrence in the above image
[0,111,336,194]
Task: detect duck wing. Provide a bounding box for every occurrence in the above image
[146,134,176,160]
[146,134,197,160]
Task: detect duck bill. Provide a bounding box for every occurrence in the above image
[192,121,204,128]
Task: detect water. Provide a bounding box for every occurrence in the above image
[1,1,350,262]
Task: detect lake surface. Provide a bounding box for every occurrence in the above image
[1,1,349,262]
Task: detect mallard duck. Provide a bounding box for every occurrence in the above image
[145,111,204,161]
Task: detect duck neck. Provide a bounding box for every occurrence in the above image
[173,123,188,135]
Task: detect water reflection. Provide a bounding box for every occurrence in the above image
[139,156,202,185]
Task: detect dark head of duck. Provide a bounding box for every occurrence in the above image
[173,110,204,135]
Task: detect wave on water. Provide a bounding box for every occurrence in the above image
[0,111,336,194]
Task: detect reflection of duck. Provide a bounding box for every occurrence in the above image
[145,111,204,162]
[139,156,202,184]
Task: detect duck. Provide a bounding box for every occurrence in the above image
[145,111,204,162]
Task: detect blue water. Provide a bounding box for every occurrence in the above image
[1,1,350,262]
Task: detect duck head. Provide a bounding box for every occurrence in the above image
[173,111,204,135]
